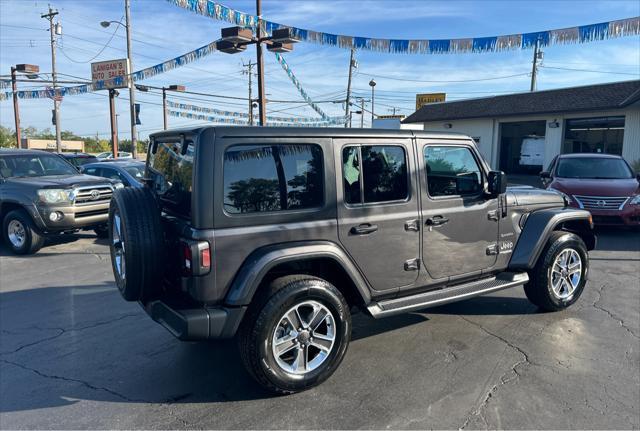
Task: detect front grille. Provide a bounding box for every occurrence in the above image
[573,195,628,210]
[74,185,113,206]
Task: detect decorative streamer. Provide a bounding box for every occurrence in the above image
[167,100,346,124]
[166,0,640,54]
[169,109,339,127]
[0,41,218,102]
[273,53,331,121]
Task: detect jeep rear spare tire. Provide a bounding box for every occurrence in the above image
[109,187,164,301]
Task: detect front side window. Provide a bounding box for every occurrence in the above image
[424,146,482,197]
[223,144,323,214]
[342,145,408,205]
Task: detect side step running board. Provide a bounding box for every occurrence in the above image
[367,272,529,318]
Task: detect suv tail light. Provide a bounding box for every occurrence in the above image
[180,240,211,276]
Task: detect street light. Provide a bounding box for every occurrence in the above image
[11,64,40,148]
[215,2,300,126]
[162,85,186,130]
[369,79,376,127]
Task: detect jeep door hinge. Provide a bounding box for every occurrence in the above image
[487,210,499,221]
[404,219,419,232]
[404,258,420,271]
[486,243,499,255]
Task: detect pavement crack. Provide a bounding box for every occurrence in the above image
[592,284,639,339]
[1,358,141,402]
[458,316,534,430]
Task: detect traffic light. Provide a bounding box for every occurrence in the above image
[51,110,56,126]
[134,103,141,125]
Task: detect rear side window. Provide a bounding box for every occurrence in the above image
[424,146,482,197]
[223,144,323,214]
[342,145,408,205]
[148,139,195,218]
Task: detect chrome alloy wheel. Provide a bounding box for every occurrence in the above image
[550,248,582,299]
[272,300,336,375]
[7,219,26,248]
[112,211,125,281]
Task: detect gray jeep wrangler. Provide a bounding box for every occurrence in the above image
[109,127,595,394]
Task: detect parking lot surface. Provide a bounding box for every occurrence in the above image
[1,229,639,429]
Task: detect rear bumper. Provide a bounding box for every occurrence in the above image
[143,300,246,340]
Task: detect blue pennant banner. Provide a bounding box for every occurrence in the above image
[169,110,341,127]
[167,0,640,54]
[167,100,346,124]
[0,41,218,102]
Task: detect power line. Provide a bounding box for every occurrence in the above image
[58,18,123,63]
[355,70,531,83]
[540,65,640,76]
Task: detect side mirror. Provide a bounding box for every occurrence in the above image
[540,171,551,179]
[488,171,507,196]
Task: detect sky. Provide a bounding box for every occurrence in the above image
[0,0,639,140]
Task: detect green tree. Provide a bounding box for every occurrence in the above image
[0,126,16,148]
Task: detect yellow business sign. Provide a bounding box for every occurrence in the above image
[416,93,446,110]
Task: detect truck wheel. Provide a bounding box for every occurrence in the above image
[2,209,44,255]
[109,187,164,301]
[238,275,351,394]
[524,231,588,312]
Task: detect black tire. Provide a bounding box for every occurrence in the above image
[109,187,164,301]
[238,275,351,394]
[2,209,44,255]
[524,231,588,312]
[94,225,109,239]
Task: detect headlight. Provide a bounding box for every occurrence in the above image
[629,195,640,205]
[114,182,125,189]
[37,189,73,204]
[548,187,573,204]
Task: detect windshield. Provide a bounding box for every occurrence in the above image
[556,157,633,179]
[123,165,145,182]
[0,154,78,178]
[70,156,98,167]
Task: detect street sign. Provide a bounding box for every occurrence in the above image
[91,59,129,89]
[416,93,446,110]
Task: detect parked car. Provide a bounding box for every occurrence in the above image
[58,152,100,169]
[541,153,640,227]
[0,149,123,254]
[81,160,145,188]
[109,127,594,394]
[95,151,133,160]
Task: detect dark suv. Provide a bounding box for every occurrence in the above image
[0,149,122,254]
[109,127,595,393]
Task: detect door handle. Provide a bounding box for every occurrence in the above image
[426,216,449,226]
[350,223,378,235]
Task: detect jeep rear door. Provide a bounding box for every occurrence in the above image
[418,140,500,281]
[335,138,420,294]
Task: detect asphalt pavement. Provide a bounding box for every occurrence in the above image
[1,229,639,429]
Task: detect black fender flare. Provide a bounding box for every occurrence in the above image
[224,241,372,307]
[509,207,595,270]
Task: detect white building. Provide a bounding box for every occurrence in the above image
[402,80,640,174]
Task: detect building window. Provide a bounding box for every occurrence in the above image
[342,145,408,205]
[223,144,323,214]
[563,116,624,155]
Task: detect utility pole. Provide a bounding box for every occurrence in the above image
[109,89,119,159]
[530,37,542,92]
[344,48,356,128]
[242,60,256,125]
[124,0,138,158]
[359,98,365,128]
[42,6,61,152]
[162,87,168,130]
[10,67,21,148]
[255,0,266,126]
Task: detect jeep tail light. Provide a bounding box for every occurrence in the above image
[200,245,210,269]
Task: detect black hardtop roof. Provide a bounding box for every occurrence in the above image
[150,126,472,141]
